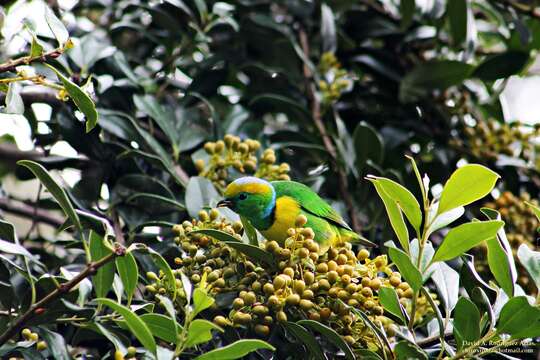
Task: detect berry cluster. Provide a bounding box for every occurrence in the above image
[453,121,540,163]
[145,211,436,352]
[318,52,352,105]
[195,135,290,191]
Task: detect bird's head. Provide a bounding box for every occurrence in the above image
[218,177,276,221]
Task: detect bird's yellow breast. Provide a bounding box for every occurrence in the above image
[260,196,301,243]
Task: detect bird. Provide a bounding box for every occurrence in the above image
[217,176,375,252]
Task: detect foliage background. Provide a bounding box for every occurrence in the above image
[1,0,540,358]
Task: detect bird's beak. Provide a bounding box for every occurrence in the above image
[217,199,233,208]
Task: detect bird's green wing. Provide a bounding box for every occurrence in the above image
[271,181,352,230]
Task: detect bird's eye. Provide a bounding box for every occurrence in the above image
[239,193,247,200]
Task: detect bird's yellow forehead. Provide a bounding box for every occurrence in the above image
[224,182,271,197]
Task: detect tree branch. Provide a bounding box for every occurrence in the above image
[298,28,361,233]
[0,90,63,107]
[0,244,126,346]
[0,47,65,74]
[0,197,64,228]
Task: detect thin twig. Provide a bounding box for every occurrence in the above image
[0,244,126,346]
[0,197,64,228]
[0,47,64,74]
[298,27,361,232]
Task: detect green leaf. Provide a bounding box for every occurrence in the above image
[184,319,223,348]
[353,122,384,173]
[320,4,336,53]
[115,252,138,304]
[241,215,259,246]
[192,288,214,317]
[297,320,355,360]
[89,231,114,298]
[432,220,504,262]
[525,201,540,221]
[386,242,423,292]
[430,262,459,314]
[147,248,177,300]
[5,83,24,114]
[133,95,179,155]
[36,327,70,360]
[44,5,69,46]
[45,64,98,133]
[371,177,422,233]
[399,60,474,102]
[140,313,178,343]
[0,239,36,261]
[154,294,179,334]
[517,244,540,291]
[394,340,427,360]
[17,160,82,233]
[453,297,481,347]
[426,206,464,237]
[185,176,220,218]
[496,296,540,339]
[486,229,516,297]
[400,0,415,29]
[283,321,327,360]
[447,0,468,46]
[224,241,276,269]
[195,339,275,360]
[98,298,157,356]
[473,51,529,81]
[378,287,406,324]
[30,34,44,57]
[437,164,500,215]
[189,229,240,243]
[371,180,409,252]
[125,193,185,211]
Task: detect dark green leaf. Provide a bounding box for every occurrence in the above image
[378,287,406,324]
[496,296,540,339]
[394,340,428,360]
[447,0,468,46]
[147,248,177,300]
[353,122,384,173]
[453,297,481,347]
[283,322,327,360]
[185,176,220,218]
[473,51,529,81]
[36,327,70,360]
[115,252,138,304]
[98,298,157,356]
[224,241,276,269]
[17,160,82,233]
[297,320,355,360]
[399,60,474,102]
[400,0,415,29]
[46,64,98,133]
[89,231,114,298]
[195,339,275,360]
[140,313,178,343]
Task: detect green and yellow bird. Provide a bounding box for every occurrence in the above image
[217,177,375,251]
